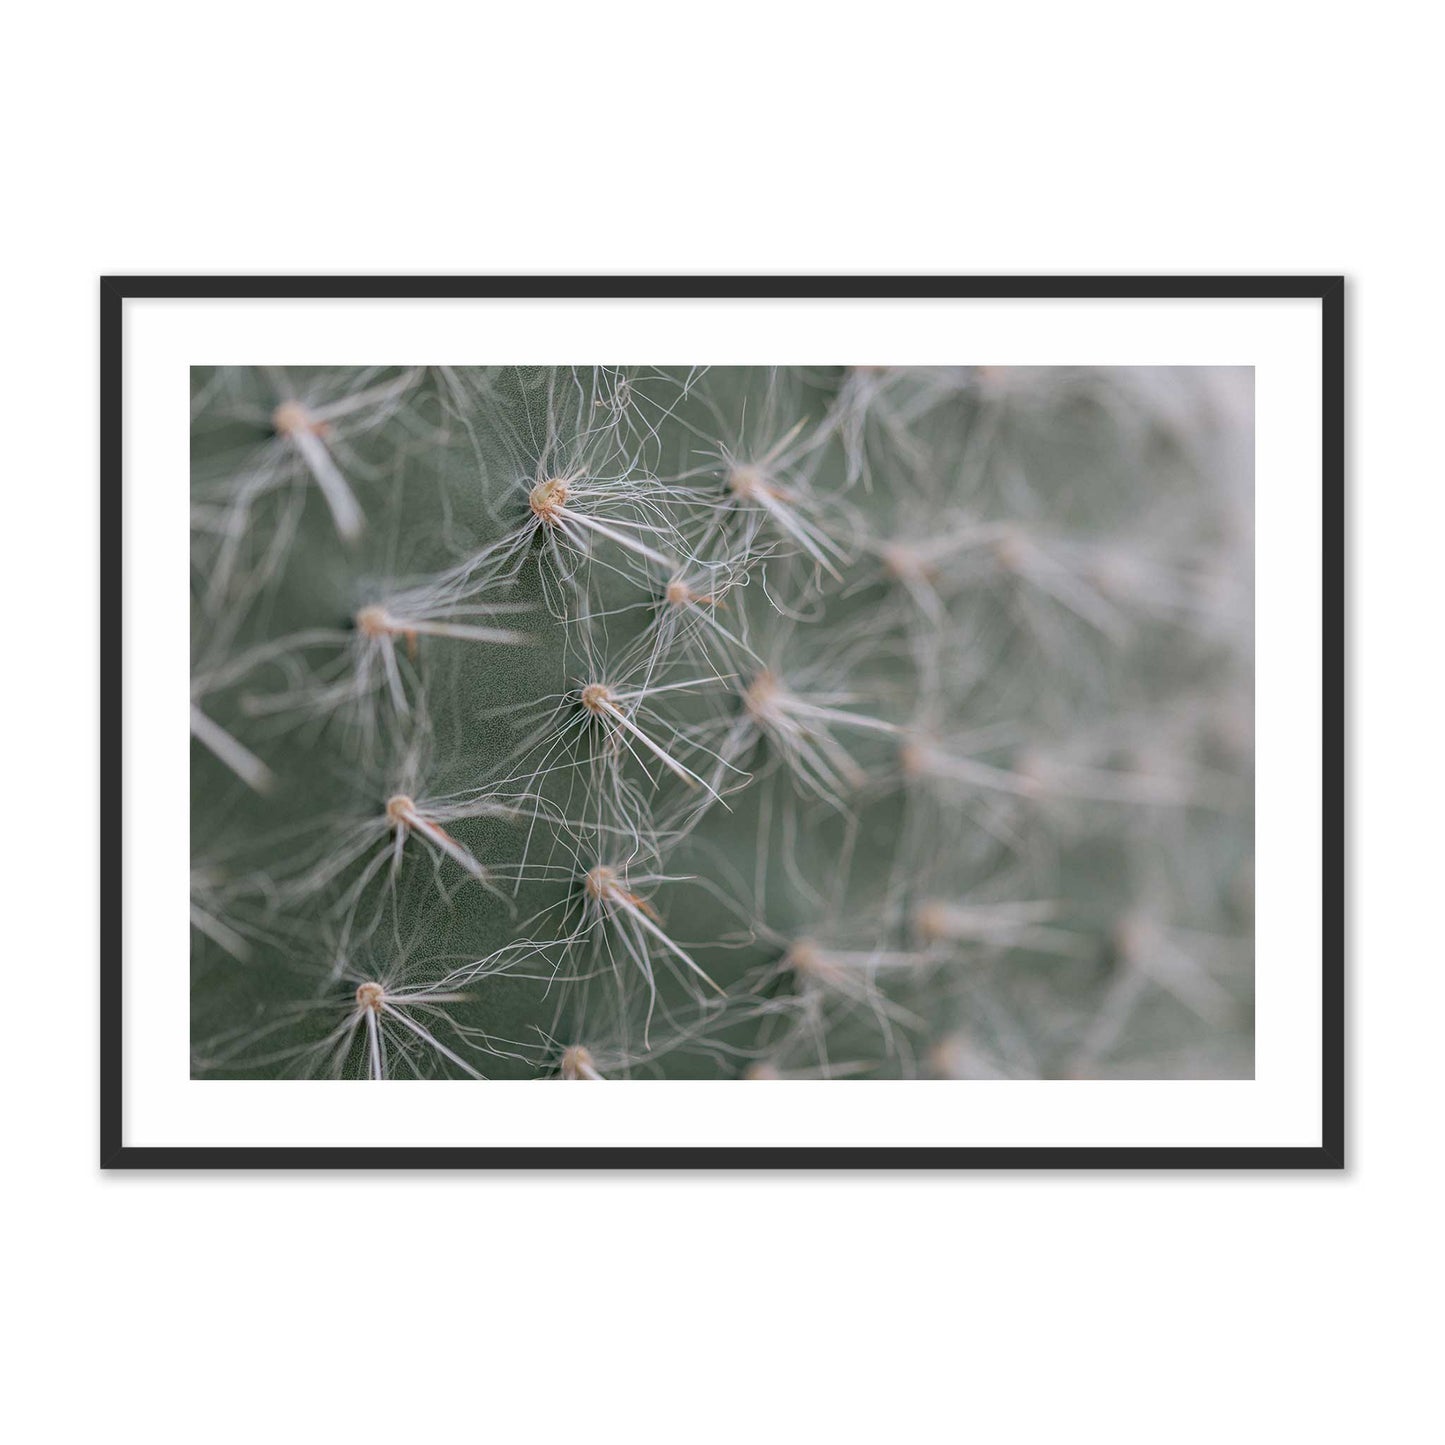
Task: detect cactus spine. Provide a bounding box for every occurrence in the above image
[191,364,1253,1081]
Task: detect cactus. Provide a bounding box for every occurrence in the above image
[190,363,1253,1081]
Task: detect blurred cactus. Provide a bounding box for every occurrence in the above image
[190,363,1253,1080]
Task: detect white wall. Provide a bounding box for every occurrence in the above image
[3,4,1426,1440]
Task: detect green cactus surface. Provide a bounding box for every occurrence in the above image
[190,364,1254,1080]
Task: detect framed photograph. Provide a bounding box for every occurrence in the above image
[102,275,1343,1168]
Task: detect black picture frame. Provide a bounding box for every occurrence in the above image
[101,275,1344,1170]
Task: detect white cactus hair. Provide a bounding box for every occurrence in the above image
[192,363,1254,1081]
